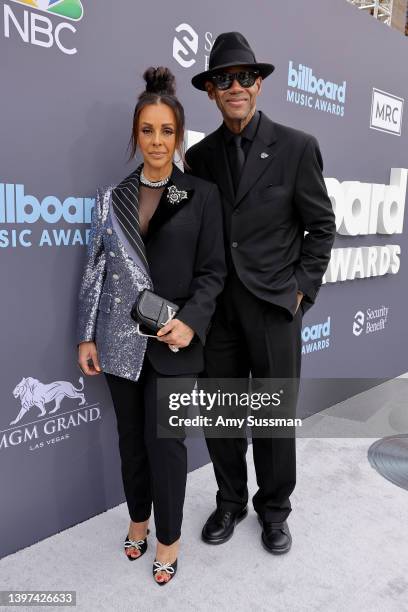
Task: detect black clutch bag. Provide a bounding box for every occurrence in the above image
[131,289,179,337]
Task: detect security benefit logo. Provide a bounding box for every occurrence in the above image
[286,61,346,117]
[352,306,389,337]
[323,168,407,284]
[0,182,94,248]
[1,375,101,452]
[3,0,84,55]
[172,22,214,71]
[302,316,331,355]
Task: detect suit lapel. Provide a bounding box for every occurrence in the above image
[205,127,235,205]
[234,113,278,207]
[203,114,279,208]
[144,173,194,244]
[111,165,150,271]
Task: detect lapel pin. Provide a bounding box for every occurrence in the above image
[166,185,188,205]
[260,152,269,159]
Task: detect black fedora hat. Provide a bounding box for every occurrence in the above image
[192,31,275,91]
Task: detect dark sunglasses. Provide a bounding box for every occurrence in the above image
[210,70,260,90]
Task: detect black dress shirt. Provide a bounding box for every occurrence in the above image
[222,109,260,168]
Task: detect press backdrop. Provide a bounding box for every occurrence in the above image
[1,0,407,558]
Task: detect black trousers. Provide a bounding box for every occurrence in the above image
[105,358,196,545]
[203,269,302,523]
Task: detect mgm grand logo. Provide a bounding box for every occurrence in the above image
[1,375,101,451]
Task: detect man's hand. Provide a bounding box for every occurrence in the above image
[78,341,102,375]
[156,319,194,349]
[295,290,304,314]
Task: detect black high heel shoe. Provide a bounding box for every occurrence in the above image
[124,528,150,561]
[152,558,178,585]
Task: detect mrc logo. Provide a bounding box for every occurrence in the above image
[3,0,84,55]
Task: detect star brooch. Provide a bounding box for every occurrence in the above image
[166,185,189,205]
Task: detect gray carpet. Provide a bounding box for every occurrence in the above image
[1,437,408,612]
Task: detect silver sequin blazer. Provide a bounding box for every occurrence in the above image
[76,178,153,382]
[77,163,227,382]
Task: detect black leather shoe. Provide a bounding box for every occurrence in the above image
[202,506,248,544]
[258,516,292,554]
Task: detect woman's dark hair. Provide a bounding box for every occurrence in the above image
[128,66,188,167]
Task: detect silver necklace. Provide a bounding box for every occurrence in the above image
[140,167,170,189]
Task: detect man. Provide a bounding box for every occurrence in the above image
[185,32,336,554]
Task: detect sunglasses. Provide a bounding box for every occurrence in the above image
[210,70,260,90]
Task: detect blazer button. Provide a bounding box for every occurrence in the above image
[106,228,113,235]
[109,251,115,257]
[114,297,121,304]
[112,273,119,280]
[232,242,238,248]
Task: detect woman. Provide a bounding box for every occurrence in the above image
[76,67,226,585]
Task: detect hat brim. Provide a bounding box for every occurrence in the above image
[192,62,275,91]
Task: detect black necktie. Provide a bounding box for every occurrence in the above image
[231,134,245,193]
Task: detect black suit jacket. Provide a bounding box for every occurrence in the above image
[185,111,336,317]
[140,164,226,374]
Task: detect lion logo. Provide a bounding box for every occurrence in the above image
[11,376,86,425]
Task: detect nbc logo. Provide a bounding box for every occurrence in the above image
[10,0,83,21]
[3,0,84,54]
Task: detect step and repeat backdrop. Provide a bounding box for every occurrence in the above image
[1,0,407,557]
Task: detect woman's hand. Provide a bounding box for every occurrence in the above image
[156,319,194,349]
[78,341,102,375]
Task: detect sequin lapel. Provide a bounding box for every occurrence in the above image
[111,166,150,271]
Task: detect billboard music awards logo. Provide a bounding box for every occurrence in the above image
[322,168,407,284]
[3,0,84,54]
[0,182,94,248]
[0,375,101,452]
[172,22,214,71]
[352,306,389,337]
[302,316,331,355]
[287,61,346,117]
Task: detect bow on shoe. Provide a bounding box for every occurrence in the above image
[124,538,146,550]
[153,560,176,575]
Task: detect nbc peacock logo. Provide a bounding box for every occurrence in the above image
[10,0,83,22]
[4,0,84,54]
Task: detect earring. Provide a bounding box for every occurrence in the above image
[173,149,183,164]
